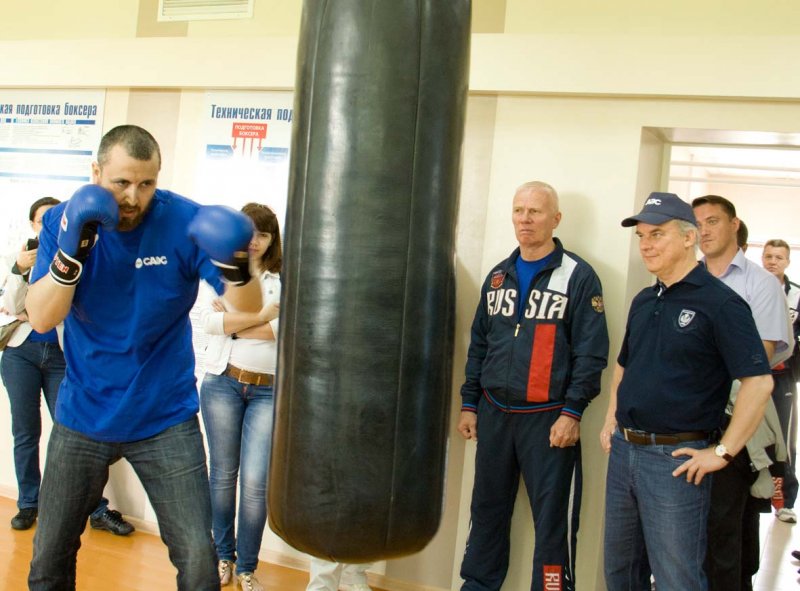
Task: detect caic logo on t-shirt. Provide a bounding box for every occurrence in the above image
[135,256,168,269]
[543,565,562,591]
[487,288,568,320]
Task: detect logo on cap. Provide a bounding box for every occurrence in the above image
[645,198,662,206]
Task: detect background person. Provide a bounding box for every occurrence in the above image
[601,192,773,590]
[1,197,132,536]
[737,219,749,251]
[458,181,609,591]
[2,197,64,531]
[199,202,281,591]
[762,238,800,522]
[306,559,373,591]
[692,195,792,590]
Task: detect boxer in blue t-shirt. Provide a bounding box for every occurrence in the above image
[25,125,262,591]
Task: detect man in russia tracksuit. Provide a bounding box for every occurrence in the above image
[458,181,609,591]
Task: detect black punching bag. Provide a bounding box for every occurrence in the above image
[268,0,471,561]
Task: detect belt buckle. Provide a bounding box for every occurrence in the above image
[623,428,639,443]
[623,428,651,445]
[228,365,248,384]
[239,369,256,385]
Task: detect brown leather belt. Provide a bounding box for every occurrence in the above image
[224,363,274,387]
[622,428,709,446]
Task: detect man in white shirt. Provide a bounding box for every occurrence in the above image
[693,195,793,591]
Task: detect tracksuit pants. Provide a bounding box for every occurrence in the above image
[461,401,581,591]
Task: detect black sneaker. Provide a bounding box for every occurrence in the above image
[89,509,135,536]
[11,507,38,530]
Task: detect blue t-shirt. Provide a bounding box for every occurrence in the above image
[514,252,552,321]
[616,264,770,433]
[31,189,224,441]
[26,327,58,343]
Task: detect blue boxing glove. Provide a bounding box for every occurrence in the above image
[188,205,254,286]
[50,185,119,285]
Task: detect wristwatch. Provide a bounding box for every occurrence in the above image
[714,443,734,462]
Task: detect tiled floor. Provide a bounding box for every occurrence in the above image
[754,512,800,590]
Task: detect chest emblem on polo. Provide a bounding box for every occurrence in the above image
[678,309,696,328]
[490,270,505,289]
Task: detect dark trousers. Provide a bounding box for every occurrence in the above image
[461,402,581,591]
[772,370,798,507]
[705,449,759,591]
[741,495,768,590]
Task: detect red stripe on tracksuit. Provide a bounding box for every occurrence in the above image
[527,323,556,402]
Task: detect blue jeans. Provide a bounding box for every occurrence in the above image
[604,431,711,591]
[200,373,274,573]
[28,417,217,591]
[1,340,109,516]
[1,341,64,509]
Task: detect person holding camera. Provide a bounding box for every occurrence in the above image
[1,197,63,531]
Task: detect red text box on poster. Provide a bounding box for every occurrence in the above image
[232,122,267,139]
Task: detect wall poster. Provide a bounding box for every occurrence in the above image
[0,89,105,262]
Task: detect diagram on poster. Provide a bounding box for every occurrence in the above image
[198,91,293,225]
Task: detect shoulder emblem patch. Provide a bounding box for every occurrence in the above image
[490,270,505,289]
[591,295,604,313]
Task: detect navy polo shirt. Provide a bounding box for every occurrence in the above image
[616,264,770,434]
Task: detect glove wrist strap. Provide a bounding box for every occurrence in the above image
[212,252,251,286]
[50,249,83,285]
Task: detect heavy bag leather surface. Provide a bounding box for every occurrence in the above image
[268,0,471,562]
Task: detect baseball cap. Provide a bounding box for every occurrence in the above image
[621,192,697,227]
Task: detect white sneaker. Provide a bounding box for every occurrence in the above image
[237,572,264,591]
[346,585,373,591]
[776,507,797,523]
[218,560,233,585]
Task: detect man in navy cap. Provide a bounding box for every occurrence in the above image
[600,192,773,591]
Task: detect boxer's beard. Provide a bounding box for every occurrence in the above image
[118,205,144,231]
